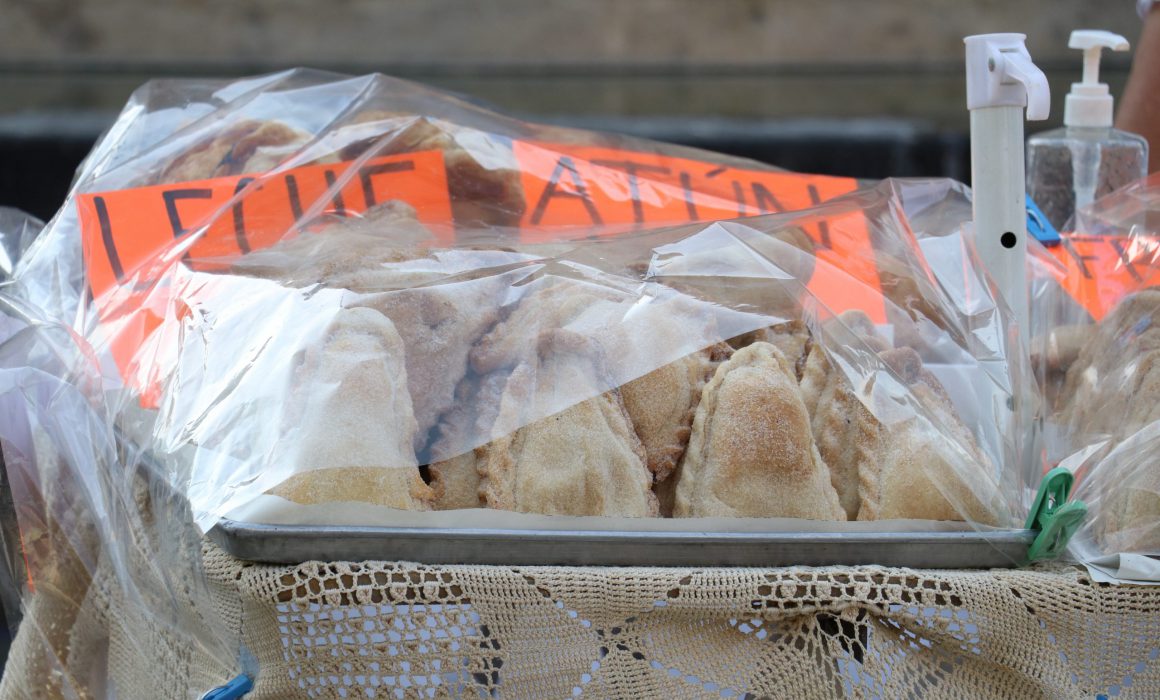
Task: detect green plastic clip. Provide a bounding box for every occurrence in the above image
[1024,467,1088,562]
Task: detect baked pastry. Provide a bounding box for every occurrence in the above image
[620,343,731,483]
[159,119,318,183]
[673,342,845,520]
[268,306,432,510]
[478,331,658,517]
[855,347,1002,524]
[334,110,526,228]
[1058,290,1160,441]
[797,344,878,520]
[427,370,510,510]
[233,211,516,450]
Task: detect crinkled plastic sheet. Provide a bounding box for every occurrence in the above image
[0,299,239,697]
[0,70,1040,694]
[1027,173,1160,580]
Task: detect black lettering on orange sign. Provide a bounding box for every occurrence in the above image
[530,156,603,226]
[731,181,748,217]
[1108,238,1144,283]
[807,184,832,249]
[590,160,669,224]
[679,172,699,221]
[162,188,213,239]
[751,182,785,214]
[322,170,348,216]
[162,188,213,264]
[93,195,124,282]
[232,177,254,254]
[285,174,304,220]
[1062,236,1098,280]
[359,160,415,208]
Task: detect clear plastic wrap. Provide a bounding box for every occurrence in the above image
[0,298,239,697]
[5,70,1027,536]
[1026,173,1160,579]
[0,69,1041,695]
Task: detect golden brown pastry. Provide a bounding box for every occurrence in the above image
[1058,290,1160,440]
[268,306,432,510]
[159,120,315,183]
[334,110,526,228]
[478,331,658,517]
[427,370,509,510]
[855,347,1002,525]
[798,344,878,520]
[620,343,731,483]
[673,342,845,520]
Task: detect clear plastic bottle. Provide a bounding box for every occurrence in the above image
[1026,30,1149,231]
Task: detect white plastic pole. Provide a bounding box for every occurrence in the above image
[964,34,1049,474]
[970,107,1030,334]
[964,33,1050,344]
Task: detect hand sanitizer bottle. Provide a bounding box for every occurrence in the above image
[1026,30,1149,231]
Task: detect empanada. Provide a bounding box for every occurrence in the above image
[478,331,657,517]
[673,342,845,520]
[268,306,432,510]
[427,370,509,510]
[855,347,1002,525]
[160,120,314,183]
[798,344,879,520]
[620,343,731,483]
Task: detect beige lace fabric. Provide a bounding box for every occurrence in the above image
[3,541,1160,699]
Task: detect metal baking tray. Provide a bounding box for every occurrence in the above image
[209,519,1035,568]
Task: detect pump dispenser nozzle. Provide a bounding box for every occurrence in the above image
[1065,30,1130,127]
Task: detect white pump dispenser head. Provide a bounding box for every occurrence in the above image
[1064,30,1130,128]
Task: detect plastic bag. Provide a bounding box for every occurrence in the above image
[4,70,1029,531]
[0,67,1054,694]
[0,68,1042,695]
[1023,174,1160,576]
[0,297,239,697]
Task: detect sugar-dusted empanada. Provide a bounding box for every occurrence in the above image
[620,343,732,483]
[856,347,1002,525]
[427,370,510,510]
[268,306,432,510]
[479,331,657,517]
[673,342,845,520]
[160,119,315,184]
[798,344,879,520]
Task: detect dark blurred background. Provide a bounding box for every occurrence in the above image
[0,1,1142,219]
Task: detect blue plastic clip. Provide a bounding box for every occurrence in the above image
[1026,195,1061,246]
[201,675,253,700]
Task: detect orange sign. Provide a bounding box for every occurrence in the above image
[79,150,454,300]
[1049,234,1160,319]
[514,142,885,321]
[78,151,454,401]
[79,141,895,404]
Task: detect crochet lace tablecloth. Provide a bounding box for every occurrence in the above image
[3,541,1159,699]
